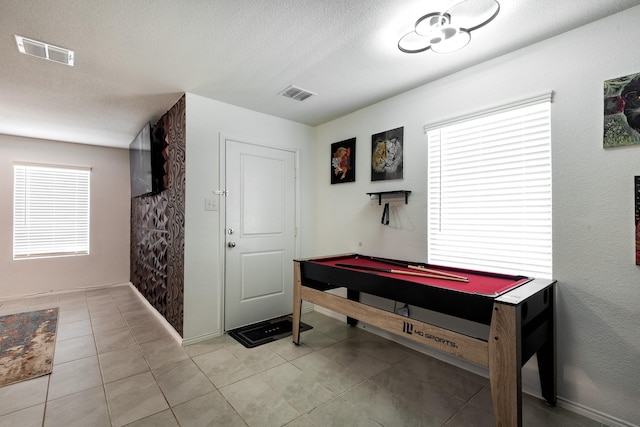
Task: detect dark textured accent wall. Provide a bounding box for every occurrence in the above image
[130,95,185,336]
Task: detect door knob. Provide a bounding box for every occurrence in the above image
[228,241,236,248]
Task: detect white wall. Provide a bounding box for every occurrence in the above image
[0,134,130,297]
[314,7,640,426]
[183,93,315,343]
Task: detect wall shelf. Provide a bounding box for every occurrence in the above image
[366,190,411,224]
[366,190,411,205]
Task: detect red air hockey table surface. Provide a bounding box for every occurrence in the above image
[292,254,556,427]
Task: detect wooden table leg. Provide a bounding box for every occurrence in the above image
[489,303,522,427]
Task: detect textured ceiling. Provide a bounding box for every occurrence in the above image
[1,0,639,148]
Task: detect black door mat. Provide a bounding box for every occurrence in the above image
[228,315,312,348]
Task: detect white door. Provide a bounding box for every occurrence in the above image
[224,138,296,330]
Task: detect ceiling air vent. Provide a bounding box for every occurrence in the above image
[279,85,316,102]
[15,35,74,66]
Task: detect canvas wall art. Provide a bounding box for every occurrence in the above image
[331,138,356,184]
[604,72,640,148]
[634,176,640,265]
[371,126,403,181]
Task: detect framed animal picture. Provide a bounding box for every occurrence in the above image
[371,126,403,181]
[331,138,356,184]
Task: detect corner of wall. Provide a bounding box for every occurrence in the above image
[130,95,186,336]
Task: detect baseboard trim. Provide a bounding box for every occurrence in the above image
[0,281,131,302]
[181,331,222,346]
[127,283,183,346]
[553,398,635,427]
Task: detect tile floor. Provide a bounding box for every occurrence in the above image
[0,284,607,427]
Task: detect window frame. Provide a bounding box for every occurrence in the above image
[13,162,91,260]
[424,92,553,278]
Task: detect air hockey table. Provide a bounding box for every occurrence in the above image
[292,254,556,427]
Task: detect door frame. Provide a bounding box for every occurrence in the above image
[218,133,300,332]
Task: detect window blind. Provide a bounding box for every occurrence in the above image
[426,95,552,278]
[13,163,90,259]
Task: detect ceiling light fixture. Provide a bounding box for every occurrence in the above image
[398,0,499,54]
[15,35,74,66]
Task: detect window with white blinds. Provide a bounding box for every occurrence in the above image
[426,93,552,278]
[13,163,90,259]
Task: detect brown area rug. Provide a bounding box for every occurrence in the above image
[0,308,58,387]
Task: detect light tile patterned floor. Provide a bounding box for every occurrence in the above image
[0,285,607,427]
